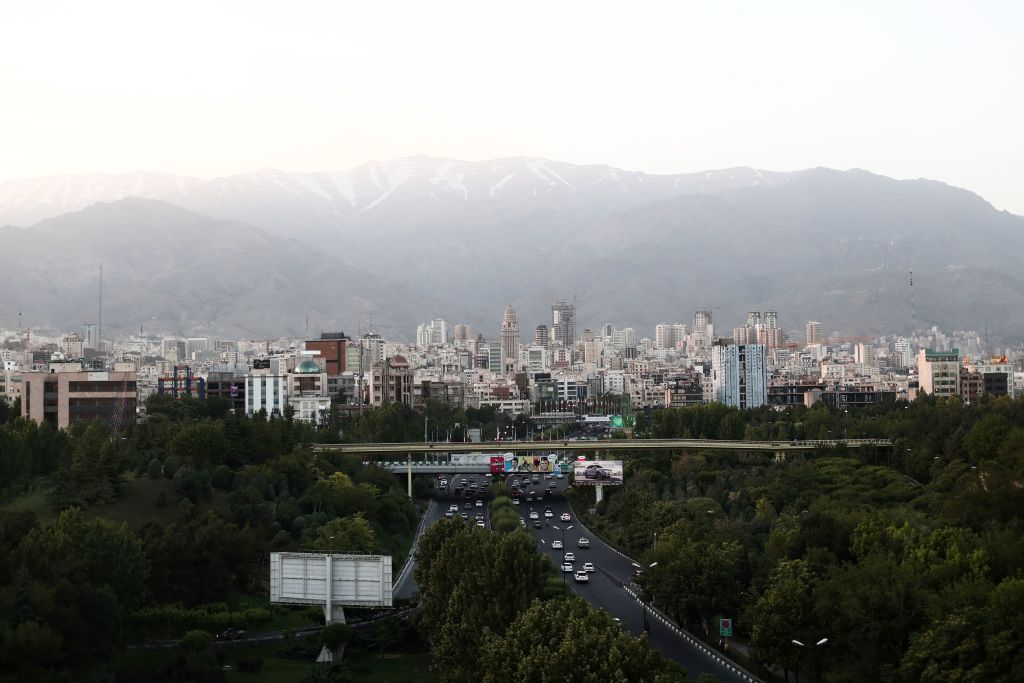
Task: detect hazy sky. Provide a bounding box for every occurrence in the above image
[2,1,1021,213]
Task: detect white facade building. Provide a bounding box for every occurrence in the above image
[710,342,767,409]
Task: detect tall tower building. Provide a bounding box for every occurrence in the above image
[453,324,472,342]
[806,321,822,345]
[746,311,762,328]
[500,305,520,371]
[710,341,767,409]
[551,299,576,348]
[533,325,549,349]
[763,311,778,329]
[693,310,712,336]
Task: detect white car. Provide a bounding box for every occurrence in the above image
[544,510,553,518]
[582,562,595,573]
[529,511,539,520]
[552,540,563,549]
[561,562,574,573]
[563,552,576,562]
[476,520,485,528]
[475,500,483,508]
[574,570,589,583]
[513,498,521,505]
[577,538,590,548]
[560,513,571,522]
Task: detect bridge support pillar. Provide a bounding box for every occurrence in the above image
[407,453,412,499]
[595,484,604,505]
[774,451,786,463]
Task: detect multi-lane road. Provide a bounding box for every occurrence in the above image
[398,472,758,682]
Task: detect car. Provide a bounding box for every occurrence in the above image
[529,511,539,520]
[583,464,613,480]
[545,474,553,480]
[577,538,590,549]
[544,510,553,518]
[520,518,526,526]
[475,500,483,508]
[475,514,484,521]
[526,495,533,502]
[533,520,542,528]
[217,628,247,640]
[552,539,563,549]
[461,513,468,520]
[449,504,459,512]
[476,520,485,528]
[574,570,589,583]
[561,562,574,573]
[439,479,448,487]
[464,502,472,509]
[512,497,520,505]
[563,552,575,562]
[582,562,595,573]
[445,510,454,518]
[548,482,557,489]
[560,513,571,522]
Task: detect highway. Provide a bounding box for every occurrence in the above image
[520,478,757,682]
[393,470,759,681]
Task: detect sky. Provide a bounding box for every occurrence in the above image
[1,0,1022,213]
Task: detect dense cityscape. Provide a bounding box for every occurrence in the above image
[3,3,1023,682]
[3,299,1020,432]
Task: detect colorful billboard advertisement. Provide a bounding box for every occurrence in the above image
[489,456,504,474]
[511,454,557,472]
[572,460,624,486]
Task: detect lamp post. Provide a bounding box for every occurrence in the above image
[792,637,829,681]
[631,561,658,632]
[552,524,574,590]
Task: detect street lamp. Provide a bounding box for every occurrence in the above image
[792,637,829,680]
[632,561,658,632]
[552,524,574,590]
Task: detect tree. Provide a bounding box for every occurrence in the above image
[178,629,214,675]
[751,560,821,681]
[310,513,378,553]
[480,597,678,682]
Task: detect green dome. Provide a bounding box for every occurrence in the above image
[295,359,321,374]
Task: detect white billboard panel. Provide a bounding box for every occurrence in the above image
[270,552,393,608]
[572,460,624,486]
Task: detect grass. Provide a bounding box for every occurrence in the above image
[0,485,57,524]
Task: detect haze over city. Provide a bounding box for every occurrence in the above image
[2,3,1024,682]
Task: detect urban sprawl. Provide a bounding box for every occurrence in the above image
[3,300,1019,432]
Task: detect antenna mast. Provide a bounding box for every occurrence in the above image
[98,265,103,356]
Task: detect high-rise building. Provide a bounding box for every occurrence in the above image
[806,321,822,345]
[551,299,576,348]
[855,343,876,368]
[746,311,762,328]
[500,305,520,370]
[710,341,767,409]
[894,337,912,368]
[918,348,960,398]
[453,324,472,342]
[655,323,686,350]
[533,325,549,349]
[693,310,712,336]
[80,323,100,351]
[763,311,778,329]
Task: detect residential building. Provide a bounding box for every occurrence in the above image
[710,341,767,409]
[918,348,961,398]
[551,299,576,348]
[806,321,822,345]
[533,325,549,349]
[368,355,413,406]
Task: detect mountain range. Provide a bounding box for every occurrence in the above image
[2,157,1022,342]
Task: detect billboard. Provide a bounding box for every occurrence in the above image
[572,460,624,486]
[490,456,504,474]
[514,454,557,473]
[270,552,393,608]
